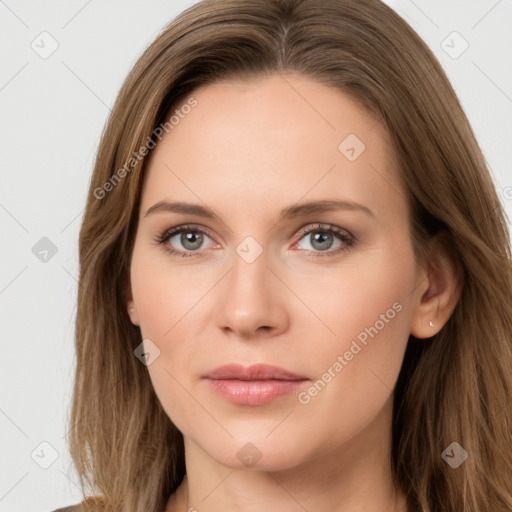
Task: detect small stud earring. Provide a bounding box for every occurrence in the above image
[429,320,434,327]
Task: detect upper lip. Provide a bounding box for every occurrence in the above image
[204,363,308,381]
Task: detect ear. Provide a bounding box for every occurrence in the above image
[123,279,140,326]
[410,234,463,338]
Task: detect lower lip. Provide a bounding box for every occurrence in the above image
[205,378,308,406]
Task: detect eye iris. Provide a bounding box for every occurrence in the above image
[311,231,333,251]
[181,230,203,250]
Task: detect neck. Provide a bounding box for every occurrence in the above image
[167,395,408,512]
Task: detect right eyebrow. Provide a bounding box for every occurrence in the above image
[144,201,216,219]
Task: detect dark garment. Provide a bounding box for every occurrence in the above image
[51,496,105,512]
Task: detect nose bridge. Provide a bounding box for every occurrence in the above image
[214,237,286,336]
[229,239,271,305]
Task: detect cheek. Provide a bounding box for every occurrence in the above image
[130,242,208,340]
[291,246,414,348]
[129,245,217,431]
[294,246,415,405]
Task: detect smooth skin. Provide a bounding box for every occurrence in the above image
[126,73,461,512]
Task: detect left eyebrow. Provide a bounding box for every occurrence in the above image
[144,199,375,220]
[278,199,375,220]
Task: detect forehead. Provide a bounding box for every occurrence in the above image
[141,73,406,224]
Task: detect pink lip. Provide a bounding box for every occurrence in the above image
[203,364,309,406]
[204,363,307,381]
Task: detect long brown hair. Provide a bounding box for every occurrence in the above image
[69,1,512,511]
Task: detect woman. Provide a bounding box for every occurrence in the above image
[58,0,512,511]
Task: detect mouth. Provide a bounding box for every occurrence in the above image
[203,363,309,406]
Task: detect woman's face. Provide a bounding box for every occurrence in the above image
[127,73,427,471]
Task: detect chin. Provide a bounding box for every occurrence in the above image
[190,428,314,472]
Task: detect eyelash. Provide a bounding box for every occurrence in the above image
[154,223,356,259]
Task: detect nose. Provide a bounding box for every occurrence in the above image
[214,247,289,340]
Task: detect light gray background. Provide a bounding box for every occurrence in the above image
[0,1,511,511]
